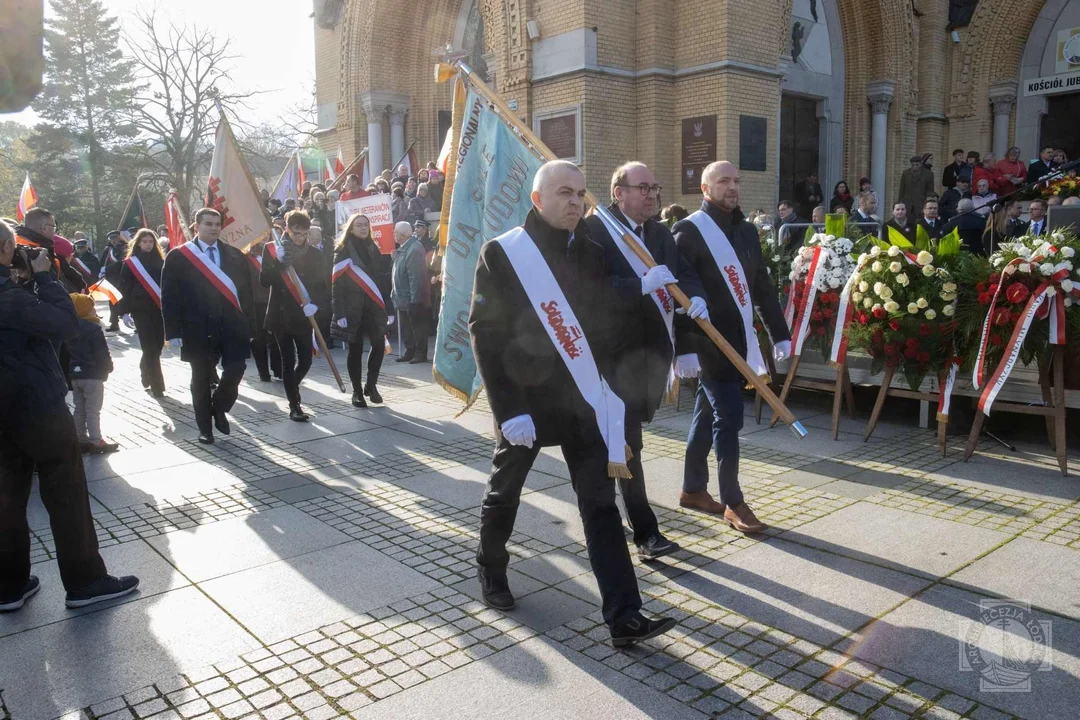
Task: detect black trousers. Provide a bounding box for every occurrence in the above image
[477,435,642,629]
[401,307,428,359]
[132,310,165,393]
[346,320,385,391]
[108,301,120,328]
[275,331,313,406]
[620,411,660,546]
[251,327,281,379]
[0,409,107,597]
[188,355,246,435]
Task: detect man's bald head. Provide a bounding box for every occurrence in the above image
[531,160,586,231]
[701,161,740,211]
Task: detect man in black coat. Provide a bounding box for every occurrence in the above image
[0,221,139,612]
[1025,146,1057,184]
[71,239,101,286]
[672,160,789,534]
[584,161,706,561]
[918,199,946,241]
[469,160,676,648]
[98,231,127,331]
[793,173,823,220]
[161,208,254,444]
[944,198,988,255]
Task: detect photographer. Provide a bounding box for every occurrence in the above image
[0,221,138,613]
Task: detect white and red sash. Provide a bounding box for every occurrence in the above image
[332,258,385,309]
[125,256,161,309]
[247,255,262,272]
[265,241,311,306]
[72,256,95,282]
[687,210,769,377]
[176,241,242,313]
[495,227,630,479]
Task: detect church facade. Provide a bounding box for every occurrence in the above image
[312,0,1080,212]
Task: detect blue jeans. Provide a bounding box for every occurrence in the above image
[682,376,745,508]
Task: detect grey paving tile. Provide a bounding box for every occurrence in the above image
[83,444,201,482]
[88,463,245,509]
[269,483,342,503]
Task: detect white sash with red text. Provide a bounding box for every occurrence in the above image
[176,241,242,313]
[265,241,312,306]
[495,227,630,479]
[332,258,386,310]
[687,210,769,377]
[125,256,161,309]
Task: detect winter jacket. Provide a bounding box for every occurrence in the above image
[0,267,80,421]
[67,319,113,381]
[332,235,391,343]
[261,237,330,336]
[391,235,427,308]
[116,251,164,314]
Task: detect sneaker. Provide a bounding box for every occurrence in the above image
[88,440,119,454]
[364,385,383,404]
[477,567,515,610]
[610,612,678,648]
[65,575,140,608]
[0,576,41,612]
[638,534,680,561]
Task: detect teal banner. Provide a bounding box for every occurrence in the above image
[433,90,543,404]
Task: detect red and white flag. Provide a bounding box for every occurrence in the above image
[15,172,39,222]
[88,278,123,304]
[204,113,273,251]
[335,148,346,177]
[165,191,186,249]
[404,146,421,177]
[296,150,307,194]
[324,157,338,184]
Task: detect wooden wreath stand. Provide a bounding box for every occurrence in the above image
[864,365,949,455]
[963,346,1068,476]
[756,333,855,439]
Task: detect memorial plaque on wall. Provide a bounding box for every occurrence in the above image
[739,115,768,172]
[681,115,717,194]
[539,113,578,160]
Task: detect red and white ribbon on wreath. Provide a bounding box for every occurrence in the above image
[936,362,959,421]
[790,247,826,355]
[783,288,796,331]
[828,250,918,366]
[973,256,1043,390]
[976,268,1071,415]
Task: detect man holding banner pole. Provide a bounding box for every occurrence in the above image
[470,160,677,648]
[585,161,708,561]
[671,161,790,534]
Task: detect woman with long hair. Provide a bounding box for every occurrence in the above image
[117,229,166,397]
[829,181,854,213]
[332,213,393,407]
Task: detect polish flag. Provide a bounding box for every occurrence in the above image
[88,278,123,304]
[324,157,337,183]
[335,148,346,177]
[165,191,186,249]
[296,150,307,193]
[15,172,39,222]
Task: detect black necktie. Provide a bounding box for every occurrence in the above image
[566,232,577,258]
[634,225,643,240]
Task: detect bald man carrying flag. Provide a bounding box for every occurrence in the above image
[469,160,676,648]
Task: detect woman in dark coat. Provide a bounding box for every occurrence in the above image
[829,181,855,213]
[117,229,166,396]
[332,213,392,407]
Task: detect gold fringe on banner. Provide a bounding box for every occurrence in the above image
[437,76,467,251]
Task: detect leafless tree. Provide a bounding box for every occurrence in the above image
[124,9,258,217]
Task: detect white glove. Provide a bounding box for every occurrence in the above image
[674,354,701,379]
[500,414,537,448]
[303,303,319,318]
[122,314,135,329]
[773,340,792,362]
[336,317,348,328]
[641,265,677,295]
[98,268,106,279]
[168,338,183,349]
[387,315,395,326]
[677,296,709,320]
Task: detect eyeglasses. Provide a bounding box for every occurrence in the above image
[616,183,662,196]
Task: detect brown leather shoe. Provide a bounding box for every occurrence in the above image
[724,503,768,534]
[679,491,726,515]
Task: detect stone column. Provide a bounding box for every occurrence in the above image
[388,107,408,170]
[867,80,896,206]
[989,83,1017,159]
[359,95,385,179]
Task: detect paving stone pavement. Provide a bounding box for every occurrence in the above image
[2,320,1079,720]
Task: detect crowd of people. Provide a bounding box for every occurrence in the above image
[770,146,1078,256]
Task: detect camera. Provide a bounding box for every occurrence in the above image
[11,246,44,276]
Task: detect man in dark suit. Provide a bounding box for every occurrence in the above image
[939,177,971,221]
[161,208,254,444]
[97,231,127,331]
[672,160,790,534]
[1026,147,1057,184]
[774,200,805,248]
[584,161,707,561]
[1024,199,1050,237]
[851,192,879,227]
[469,161,676,648]
[941,149,969,189]
[918,199,945,241]
[885,202,916,243]
[793,173,823,220]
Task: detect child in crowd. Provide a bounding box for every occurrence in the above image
[67,294,118,454]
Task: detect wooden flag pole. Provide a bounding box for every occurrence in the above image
[214,103,347,392]
[328,148,368,192]
[442,61,807,437]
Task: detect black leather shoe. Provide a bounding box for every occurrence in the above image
[65,575,140,608]
[611,613,678,648]
[198,432,214,444]
[638,534,680,561]
[259,373,272,382]
[351,391,367,408]
[396,353,414,363]
[408,355,428,364]
[477,567,515,611]
[0,575,40,612]
[214,409,230,435]
[289,404,309,422]
[364,385,382,404]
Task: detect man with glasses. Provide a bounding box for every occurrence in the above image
[14,208,60,289]
[585,161,708,561]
